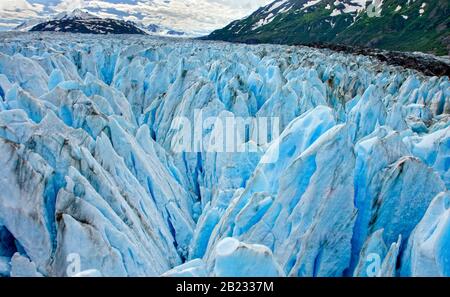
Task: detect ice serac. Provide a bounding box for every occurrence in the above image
[199,113,357,276]
[0,33,448,277]
[165,237,285,277]
[10,253,43,277]
[401,192,450,276]
[212,238,284,277]
[349,126,446,273]
[0,139,54,274]
[190,105,337,261]
[162,259,208,277]
[353,229,402,277]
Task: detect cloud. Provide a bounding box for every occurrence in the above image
[90,0,274,34]
[54,0,87,11]
[0,0,45,27]
[0,0,275,34]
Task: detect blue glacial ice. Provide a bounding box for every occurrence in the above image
[0,32,448,277]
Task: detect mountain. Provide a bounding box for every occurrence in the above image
[208,0,450,56]
[15,10,185,37]
[144,23,186,37]
[0,32,449,277]
[29,9,146,35]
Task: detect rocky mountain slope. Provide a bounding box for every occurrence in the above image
[208,0,450,55]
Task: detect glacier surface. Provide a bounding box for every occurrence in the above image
[0,32,448,277]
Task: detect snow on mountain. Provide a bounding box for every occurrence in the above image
[0,32,449,277]
[142,23,186,37]
[54,8,99,20]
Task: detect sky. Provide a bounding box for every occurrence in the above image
[0,0,274,35]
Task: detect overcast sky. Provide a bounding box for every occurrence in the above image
[0,0,274,34]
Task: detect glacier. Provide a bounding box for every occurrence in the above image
[0,32,448,277]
